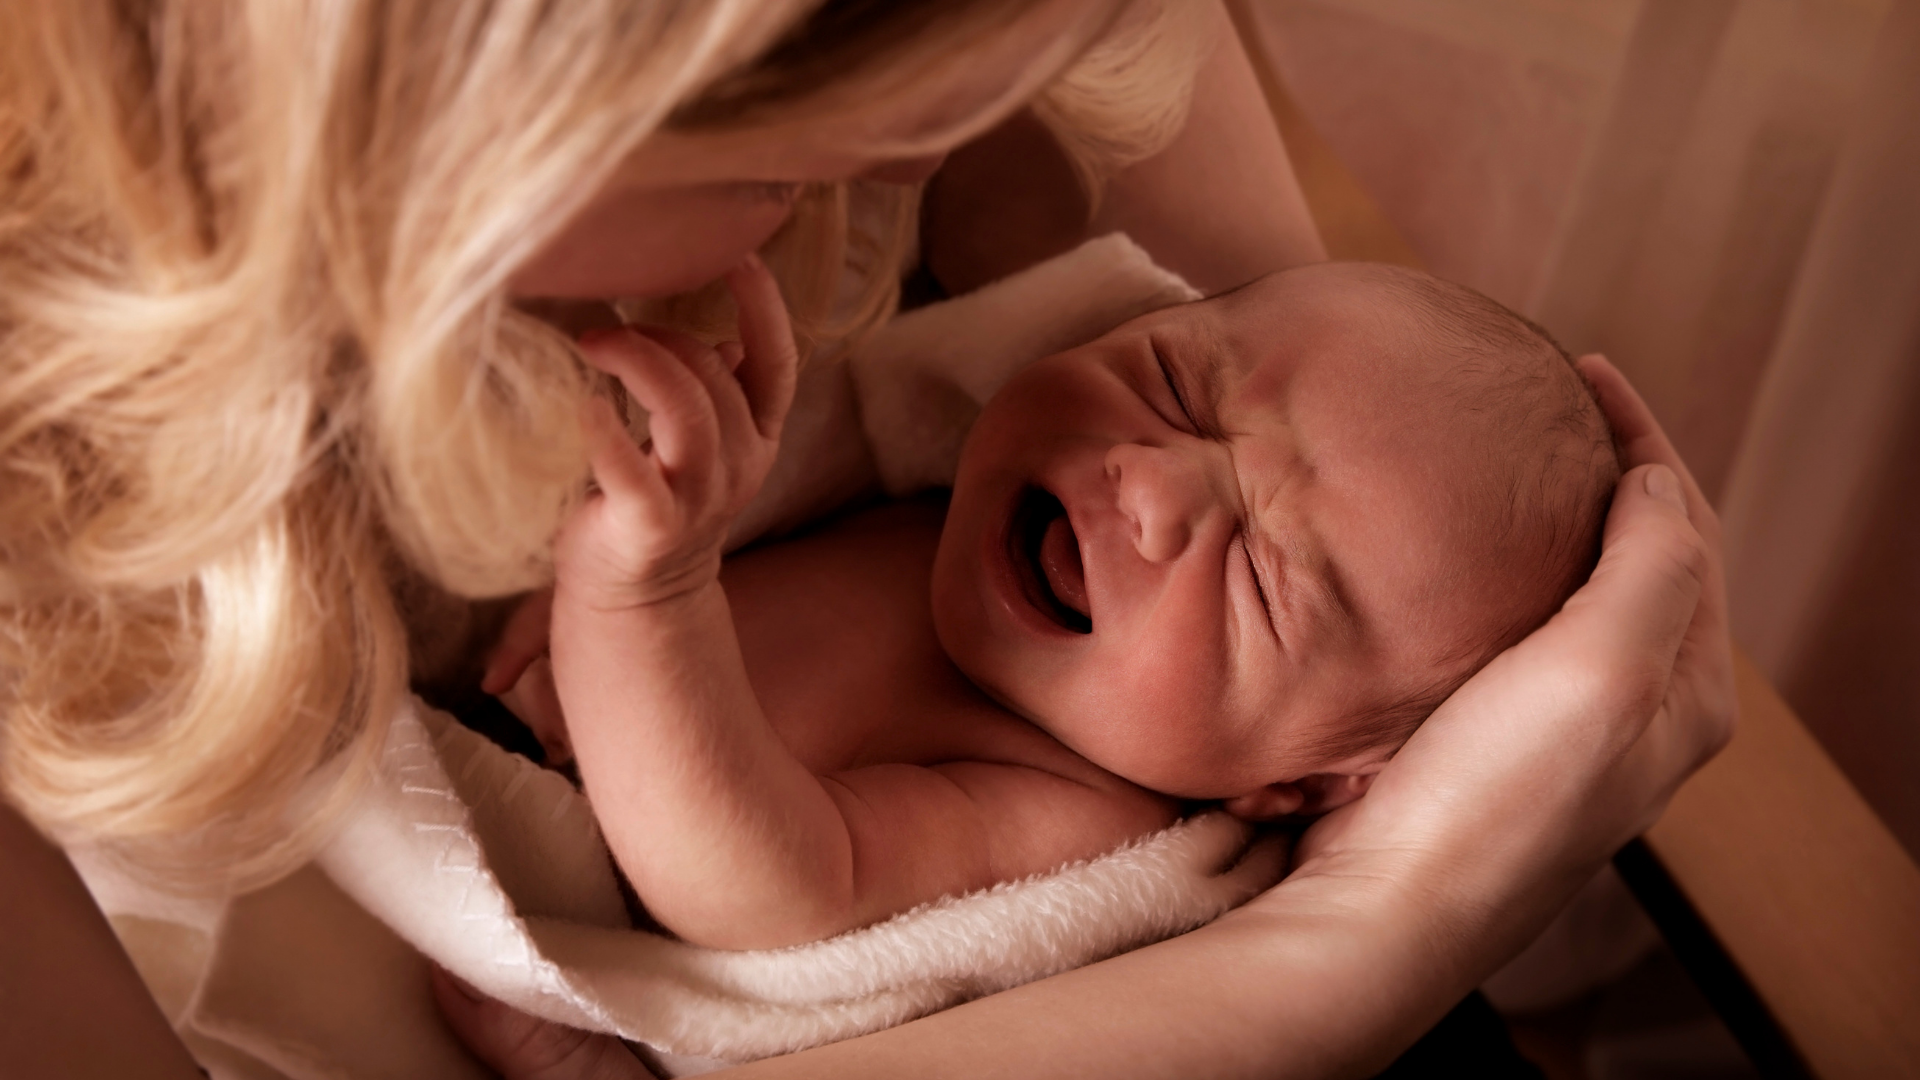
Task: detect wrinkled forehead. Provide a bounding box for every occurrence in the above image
[1215,270,1576,659]
[1182,267,1439,423]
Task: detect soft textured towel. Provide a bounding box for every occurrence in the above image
[73,235,1277,1080]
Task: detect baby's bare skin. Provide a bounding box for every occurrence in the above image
[724,495,1177,879]
[545,496,1175,951]
[533,260,1175,952]
[507,494,1177,950]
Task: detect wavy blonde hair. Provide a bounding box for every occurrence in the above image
[0,0,1206,893]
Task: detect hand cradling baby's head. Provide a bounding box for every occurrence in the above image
[931,263,1619,815]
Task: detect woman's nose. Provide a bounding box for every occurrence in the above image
[1105,443,1210,563]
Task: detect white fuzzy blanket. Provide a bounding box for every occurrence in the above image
[75,236,1284,1080]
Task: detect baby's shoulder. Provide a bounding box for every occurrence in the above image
[915,743,1183,881]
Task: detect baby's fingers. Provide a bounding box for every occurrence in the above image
[579,329,719,484]
[1222,833,1291,901]
[726,254,800,440]
[633,324,763,465]
[580,394,671,510]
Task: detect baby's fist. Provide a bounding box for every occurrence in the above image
[555,257,798,608]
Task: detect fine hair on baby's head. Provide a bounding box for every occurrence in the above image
[1306,265,1622,763]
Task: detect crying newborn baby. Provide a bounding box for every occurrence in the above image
[504,260,1621,951]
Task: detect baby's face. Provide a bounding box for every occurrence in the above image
[931,265,1535,798]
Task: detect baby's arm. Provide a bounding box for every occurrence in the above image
[554,262,1162,950]
[552,259,845,950]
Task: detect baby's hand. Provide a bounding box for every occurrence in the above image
[554,256,798,609]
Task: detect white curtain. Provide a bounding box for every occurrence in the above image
[1250,0,1920,858]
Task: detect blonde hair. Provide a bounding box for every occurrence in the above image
[0,0,1205,892]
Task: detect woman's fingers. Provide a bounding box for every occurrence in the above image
[1578,355,1717,536]
[430,967,654,1080]
[1435,465,1706,777]
[1548,464,1708,724]
[1578,354,1666,459]
[1460,463,1703,767]
[1298,362,1737,934]
[1578,354,1735,763]
[726,254,800,441]
[1560,498,1728,836]
[1304,461,1717,875]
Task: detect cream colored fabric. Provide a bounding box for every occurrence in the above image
[83,704,1276,1080]
[75,235,1273,1079]
[850,232,1200,495]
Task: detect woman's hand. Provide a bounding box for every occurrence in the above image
[433,967,655,1080]
[1288,353,1735,971]
[1577,351,1738,788]
[554,256,799,612]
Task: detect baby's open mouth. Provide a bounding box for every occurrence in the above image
[1010,488,1092,634]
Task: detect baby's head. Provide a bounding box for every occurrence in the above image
[931,263,1619,817]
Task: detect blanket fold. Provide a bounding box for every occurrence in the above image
[317,703,1282,1072]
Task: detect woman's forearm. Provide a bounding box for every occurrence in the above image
[0,802,206,1080]
[1085,0,1327,291]
[923,0,1325,298]
[717,854,1494,1080]
[720,786,1616,1080]
[438,799,1619,1080]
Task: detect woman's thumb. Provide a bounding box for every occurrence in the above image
[1642,463,1686,512]
[1575,462,1709,679]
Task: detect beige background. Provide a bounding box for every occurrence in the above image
[1247,0,1920,859]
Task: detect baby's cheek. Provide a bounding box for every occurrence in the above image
[1073,662,1215,764]
[927,554,1030,704]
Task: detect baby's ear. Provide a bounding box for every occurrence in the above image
[1222,783,1306,821]
[1295,771,1378,814]
[1223,770,1382,821]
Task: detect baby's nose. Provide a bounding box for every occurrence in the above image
[1106,443,1210,563]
